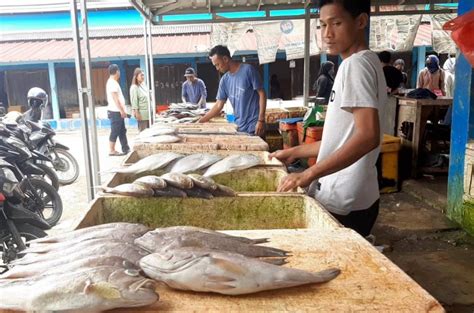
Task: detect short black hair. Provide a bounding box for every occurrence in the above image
[108,64,119,75]
[209,45,231,58]
[378,51,392,64]
[315,0,370,18]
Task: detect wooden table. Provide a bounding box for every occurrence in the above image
[395,96,452,177]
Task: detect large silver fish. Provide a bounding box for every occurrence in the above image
[138,127,176,139]
[188,174,218,190]
[161,173,194,189]
[203,154,262,177]
[211,184,237,197]
[12,239,149,266]
[138,134,182,144]
[169,153,222,174]
[23,224,150,253]
[103,183,154,197]
[140,248,340,295]
[135,227,287,258]
[113,152,183,174]
[134,175,167,189]
[1,255,136,279]
[0,265,158,312]
[153,186,188,198]
[29,223,149,245]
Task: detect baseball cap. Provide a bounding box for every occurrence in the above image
[184,67,196,76]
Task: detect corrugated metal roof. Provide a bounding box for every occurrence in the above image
[0,24,211,42]
[0,34,210,64]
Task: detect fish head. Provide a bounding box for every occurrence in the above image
[93,267,159,306]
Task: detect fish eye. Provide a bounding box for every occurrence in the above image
[125,269,140,277]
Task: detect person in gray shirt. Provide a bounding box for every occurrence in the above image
[181,67,207,108]
[198,45,267,136]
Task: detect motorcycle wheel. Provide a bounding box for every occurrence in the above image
[0,224,47,265]
[35,163,60,191]
[51,148,79,185]
[23,178,63,226]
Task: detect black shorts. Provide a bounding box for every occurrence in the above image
[330,199,380,237]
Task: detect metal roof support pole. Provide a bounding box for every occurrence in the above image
[80,0,101,189]
[303,2,311,107]
[147,19,156,125]
[70,0,93,201]
[142,19,152,128]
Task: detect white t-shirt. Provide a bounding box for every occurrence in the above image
[106,78,125,112]
[313,50,387,216]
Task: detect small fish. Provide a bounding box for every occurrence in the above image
[153,186,188,198]
[210,184,237,197]
[103,183,154,197]
[139,135,182,143]
[134,176,167,189]
[170,153,222,174]
[1,255,136,279]
[188,174,218,191]
[139,127,176,139]
[161,173,194,189]
[203,154,262,177]
[0,265,158,312]
[29,223,149,245]
[134,228,287,258]
[113,152,183,174]
[139,248,340,295]
[184,187,214,199]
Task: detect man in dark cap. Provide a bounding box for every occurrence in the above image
[181,67,207,108]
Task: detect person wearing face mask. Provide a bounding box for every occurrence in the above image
[313,61,335,104]
[417,55,446,96]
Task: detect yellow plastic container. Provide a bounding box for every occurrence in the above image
[379,134,401,193]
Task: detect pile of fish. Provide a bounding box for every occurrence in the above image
[154,103,209,124]
[112,152,262,176]
[0,223,340,311]
[135,127,182,144]
[102,173,236,199]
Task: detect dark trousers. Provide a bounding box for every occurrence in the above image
[331,199,380,237]
[108,111,130,153]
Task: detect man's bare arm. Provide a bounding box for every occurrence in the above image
[198,99,225,123]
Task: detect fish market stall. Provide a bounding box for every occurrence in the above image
[75,193,340,231]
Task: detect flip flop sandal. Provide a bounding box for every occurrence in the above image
[109,151,125,156]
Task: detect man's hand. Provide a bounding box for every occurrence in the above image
[120,110,126,118]
[277,171,313,192]
[135,112,142,121]
[255,121,265,137]
[268,149,296,165]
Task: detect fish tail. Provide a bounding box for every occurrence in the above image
[244,245,290,258]
[308,268,341,283]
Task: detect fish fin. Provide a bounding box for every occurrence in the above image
[251,238,270,244]
[205,274,236,282]
[212,258,246,276]
[260,257,288,266]
[87,281,122,299]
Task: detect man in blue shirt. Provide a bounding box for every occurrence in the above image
[181,67,207,108]
[198,45,267,136]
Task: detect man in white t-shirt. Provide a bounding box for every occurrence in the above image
[106,64,130,156]
[270,0,387,237]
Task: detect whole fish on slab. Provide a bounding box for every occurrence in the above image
[211,184,237,197]
[12,239,149,266]
[134,176,167,189]
[140,247,340,295]
[184,186,214,199]
[0,255,137,279]
[203,154,262,177]
[0,265,158,312]
[112,152,183,174]
[138,134,182,144]
[29,223,149,245]
[134,227,287,258]
[138,127,176,139]
[188,174,218,191]
[161,173,194,189]
[153,185,188,198]
[169,153,222,174]
[103,183,154,197]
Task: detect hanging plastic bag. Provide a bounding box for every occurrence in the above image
[443,10,474,68]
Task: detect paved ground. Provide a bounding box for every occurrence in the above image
[51,130,473,312]
[53,127,139,232]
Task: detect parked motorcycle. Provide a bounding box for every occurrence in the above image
[0,158,50,269]
[0,131,63,226]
